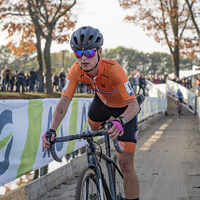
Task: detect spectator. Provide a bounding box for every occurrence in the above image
[82,83,87,93]
[35,67,43,92]
[176,77,182,84]
[151,75,155,82]
[145,75,150,82]
[185,79,189,89]
[25,73,30,92]
[188,77,192,90]
[29,68,36,92]
[172,75,177,82]
[77,82,83,93]
[0,71,2,85]
[2,65,12,92]
[197,74,200,94]
[58,68,66,92]
[66,67,70,74]
[42,72,46,92]
[17,69,26,93]
[182,76,186,87]
[128,73,136,92]
[14,70,19,92]
[153,74,161,84]
[192,76,197,93]
[135,74,139,94]
[10,72,15,92]
[149,76,154,83]
[52,73,59,92]
[163,71,168,83]
[138,74,146,96]
[159,75,165,83]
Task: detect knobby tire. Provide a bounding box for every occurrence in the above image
[178,101,181,118]
[75,168,107,200]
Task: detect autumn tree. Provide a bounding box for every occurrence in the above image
[119,0,194,77]
[185,0,200,52]
[0,0,77,93]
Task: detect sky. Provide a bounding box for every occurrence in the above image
[50,0,169,54]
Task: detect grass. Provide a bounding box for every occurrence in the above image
[0,92,95,99]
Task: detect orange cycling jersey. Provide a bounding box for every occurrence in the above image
[62,59,136,107]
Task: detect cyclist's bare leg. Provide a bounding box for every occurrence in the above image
[180,103,183,112]
[90,124,99,131]
[117,151,139,199]
[175,98,178,106]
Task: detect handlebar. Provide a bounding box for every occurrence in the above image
[46,95,145,162]
[46,129,123,162]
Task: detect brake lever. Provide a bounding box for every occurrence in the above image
[46,131,51,157]
[106,120,123,154]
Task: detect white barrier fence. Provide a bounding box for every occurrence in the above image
[166,79,196,114]
[146,80,167,98]
[0,96,167,186]
[196,97,200,132]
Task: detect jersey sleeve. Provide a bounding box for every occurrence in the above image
[61,63,79,99]
[110,63,136,101]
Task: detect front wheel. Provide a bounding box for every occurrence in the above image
[75,168,107,200]
[112,154,126,200]
[178,102,181,118]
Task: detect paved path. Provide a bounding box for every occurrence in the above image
[38,97,200,200]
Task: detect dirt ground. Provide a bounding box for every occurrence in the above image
[38,97,200,200]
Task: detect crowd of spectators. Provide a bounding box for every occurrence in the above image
[0,65,44,93]
[0,66,93,94]
[0,65,199,95]
[128,71,198,96]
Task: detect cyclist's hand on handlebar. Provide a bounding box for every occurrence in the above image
[106,120,124,140]
[42,135,50,152]
[42,129,56,152]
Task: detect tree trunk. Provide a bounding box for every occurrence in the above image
[173,41,180,78]
[44,37,52,93]
[35,27,43,73]
[199,33,200,53]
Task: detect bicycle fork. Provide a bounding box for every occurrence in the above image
[87,153,105,200]
[86,136,116,200]
[96,164,106,200]
[86,139,106,200]
[96,163,116,200]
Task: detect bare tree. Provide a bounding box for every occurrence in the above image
[185,0,200,52]
[119,0,194,77]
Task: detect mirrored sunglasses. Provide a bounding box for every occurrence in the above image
[74,49,98,58]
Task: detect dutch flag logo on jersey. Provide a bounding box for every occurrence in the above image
[124,81,134,96]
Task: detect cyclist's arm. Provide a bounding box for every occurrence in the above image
[50,96,72,131]
[119,98,139,123]
[108,98,139,139]
[42,96,71,151]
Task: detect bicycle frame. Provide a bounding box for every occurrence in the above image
[47,95,146,200]
[85,134,121,200]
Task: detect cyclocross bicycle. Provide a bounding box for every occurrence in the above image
[46,94,145,200]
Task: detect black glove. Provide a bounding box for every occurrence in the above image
[45,129,56,144]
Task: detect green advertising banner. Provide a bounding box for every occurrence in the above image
[0,96,167,186]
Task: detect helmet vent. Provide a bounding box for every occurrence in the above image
[96,37,101,43]
[74,37,78,45]
[88,35,93,44]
